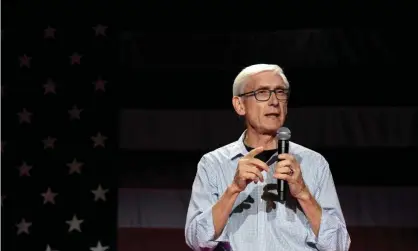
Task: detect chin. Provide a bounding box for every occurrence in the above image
[261,126,280,135]
[264,121,283,131]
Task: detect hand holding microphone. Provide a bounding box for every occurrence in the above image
[274,127,309,201]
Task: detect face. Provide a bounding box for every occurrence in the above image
[233,71,288,135]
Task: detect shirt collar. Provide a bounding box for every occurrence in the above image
[229,130,287,162]
[229,130,249,160]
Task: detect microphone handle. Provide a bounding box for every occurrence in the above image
[278,139,289,202]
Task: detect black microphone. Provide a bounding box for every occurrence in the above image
[277,127,291,202]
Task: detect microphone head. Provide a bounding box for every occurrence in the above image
[277,127,291,140]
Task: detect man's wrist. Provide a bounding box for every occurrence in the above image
[227,184,241,196]
[295,187,313,202]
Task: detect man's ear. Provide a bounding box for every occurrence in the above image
[232,96,245,116]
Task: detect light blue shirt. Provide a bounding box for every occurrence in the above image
[185,131,351,251]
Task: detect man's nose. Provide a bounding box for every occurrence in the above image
[268,92,280,106]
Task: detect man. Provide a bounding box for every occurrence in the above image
[185,64,351,251]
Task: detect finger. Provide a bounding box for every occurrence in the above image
[273,172,292,181]
[276,159,292,169]
[275,166,293,175]
[247,158,269,172]
[240,165,264,182]
[243,172,259,183]
[278,153,295,161]
[246,146,264,158]
[245,166,264,182]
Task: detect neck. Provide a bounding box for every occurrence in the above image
[244,127,277,150]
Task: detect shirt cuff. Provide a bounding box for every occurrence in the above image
[196,205,230,247]
[306,208,340,248]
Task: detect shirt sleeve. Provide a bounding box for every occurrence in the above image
[306,157,351,251]
[185,155,229,251]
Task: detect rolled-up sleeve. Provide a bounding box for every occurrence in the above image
[306,158,351,251]
[185,156,229,251]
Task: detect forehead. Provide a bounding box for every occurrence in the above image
[245,71,286,91]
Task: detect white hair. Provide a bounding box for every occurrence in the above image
[232,64,290,96]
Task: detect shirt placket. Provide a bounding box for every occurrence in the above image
[258,169,268,251]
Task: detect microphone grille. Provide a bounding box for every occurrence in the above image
[277,127,291,140]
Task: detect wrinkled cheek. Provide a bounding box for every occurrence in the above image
[281,103,288,117]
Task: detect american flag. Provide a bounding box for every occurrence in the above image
[1,21,117,251]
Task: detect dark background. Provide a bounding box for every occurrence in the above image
[2,1,418,251]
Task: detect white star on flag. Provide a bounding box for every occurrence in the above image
[66,214,84,232]
[91,132,107,148]
[91,184,108,202]
[67,158,83,174]
[44,26,56,39]
[43,136,56,149]
[93,24,107,36]
[43,78,56,94]
[18,161,32,177]
[16,218,32,235]
[19,54,31,68]
[93,77,107,92]
[4,23,115,250]
[17,108,32,124]
[68,105,83,120]
[70,52,82,65]
[90,241,109,251]
[45,244,59,251]
[41,187,58,204]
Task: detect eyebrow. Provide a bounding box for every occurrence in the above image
[256,85,286,90]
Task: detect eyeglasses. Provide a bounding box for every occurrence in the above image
[238,88,290,102]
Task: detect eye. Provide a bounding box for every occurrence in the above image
[256,90,270,94]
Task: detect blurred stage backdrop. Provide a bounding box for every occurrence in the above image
[2,2,418,251]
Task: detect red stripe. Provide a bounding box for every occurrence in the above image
[118,228,189,251]
[118,227,418,251]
